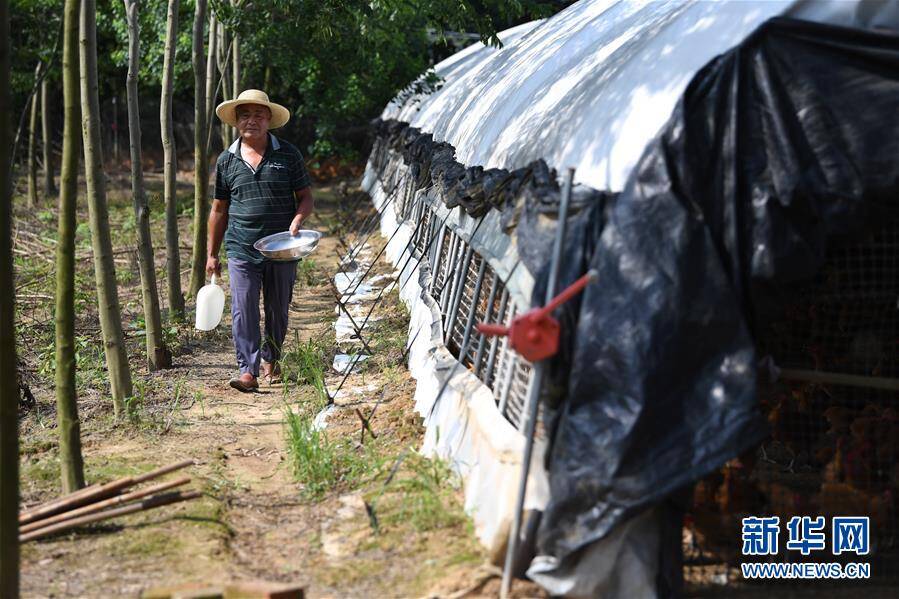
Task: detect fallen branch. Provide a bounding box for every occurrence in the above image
[19,476,191,534]
[20,490,201,543]
[19,459,194,524]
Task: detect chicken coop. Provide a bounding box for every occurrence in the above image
[364,1,899,596]
[684,219,899,592]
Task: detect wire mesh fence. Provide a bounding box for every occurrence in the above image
[686,218,899,592]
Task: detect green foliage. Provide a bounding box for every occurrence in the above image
[101,0,196,90]
[363,288,409,373]
[11,0,561,164]
[372,453,464,532]
[280,335,329,405]
[284,409,341,499]
[37,333,107,390]
[9,0,61,90]
[212,0,557,158]
[284,406,386,500]
[296,258,319,287]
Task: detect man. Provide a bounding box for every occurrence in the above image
[207,89,314,392]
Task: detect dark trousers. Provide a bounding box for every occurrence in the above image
[228,258,297,377]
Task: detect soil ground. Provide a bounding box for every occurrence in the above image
[13,170,545,598]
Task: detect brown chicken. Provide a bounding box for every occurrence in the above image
[823,435,876,490]
[686,462,764,563]
[715,462,764,515]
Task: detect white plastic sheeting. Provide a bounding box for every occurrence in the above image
[363,164,549,556]
[382,0,894,192]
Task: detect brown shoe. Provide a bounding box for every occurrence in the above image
[261,361,282,385]
[229,372,259,392]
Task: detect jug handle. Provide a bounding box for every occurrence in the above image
[211,273,217,286]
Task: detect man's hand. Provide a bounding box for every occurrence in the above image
[291,188,313,236]
[206,255,221,277]
[289,213,305,236]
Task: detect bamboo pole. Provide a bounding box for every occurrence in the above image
[20,491,201,543]
[19,477,190,534]
[19,459,193,524]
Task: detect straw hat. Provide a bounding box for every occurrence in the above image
[215,89,291,129]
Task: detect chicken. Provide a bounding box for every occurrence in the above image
[823,435,875,491]
[692,471,723,512]
[815,405,856,465]
[715,462,764,515]
[684,511,743,564]
[822,405,854,436]
[686,462,764,564]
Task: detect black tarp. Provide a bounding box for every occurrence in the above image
[534,17,899,564]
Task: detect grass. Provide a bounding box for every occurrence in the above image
[361,289,410,374]
[369,452,465,533]
[110,528,181,558]
[13,174,199,420]
[21,453,155,500]
[284,406,388,500]
[297,258,321,287]
[280,333,330,407]
[285,411,344,499]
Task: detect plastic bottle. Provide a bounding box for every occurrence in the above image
[195,274,225,331]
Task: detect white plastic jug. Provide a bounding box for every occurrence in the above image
[195,274,225,331]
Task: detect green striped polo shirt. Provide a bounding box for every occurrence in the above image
[214,133,311,264]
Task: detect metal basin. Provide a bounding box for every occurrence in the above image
[253,230,321,262]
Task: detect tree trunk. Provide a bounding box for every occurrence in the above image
[230,5,240,143]
[57,0,85,494]
[41,75,56,198]
[204,10,218,155]
[188,0,208,298]
[160,0,183,320]
[217,21,231,150]
[231,33,240,98]
[124,0,170,372]
[0,0,20,590]
[80,0,132,416]
[27,67,40,206]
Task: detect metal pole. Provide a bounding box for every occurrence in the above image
[496,349,518,415]
[483,288,510,386]
[459,258,488,362]
[428,224,447,292]
[438,234,461,314]
[500,167,576,599]
[779,368,899,391]
[444,245,474,337]
[472,271,500,376]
